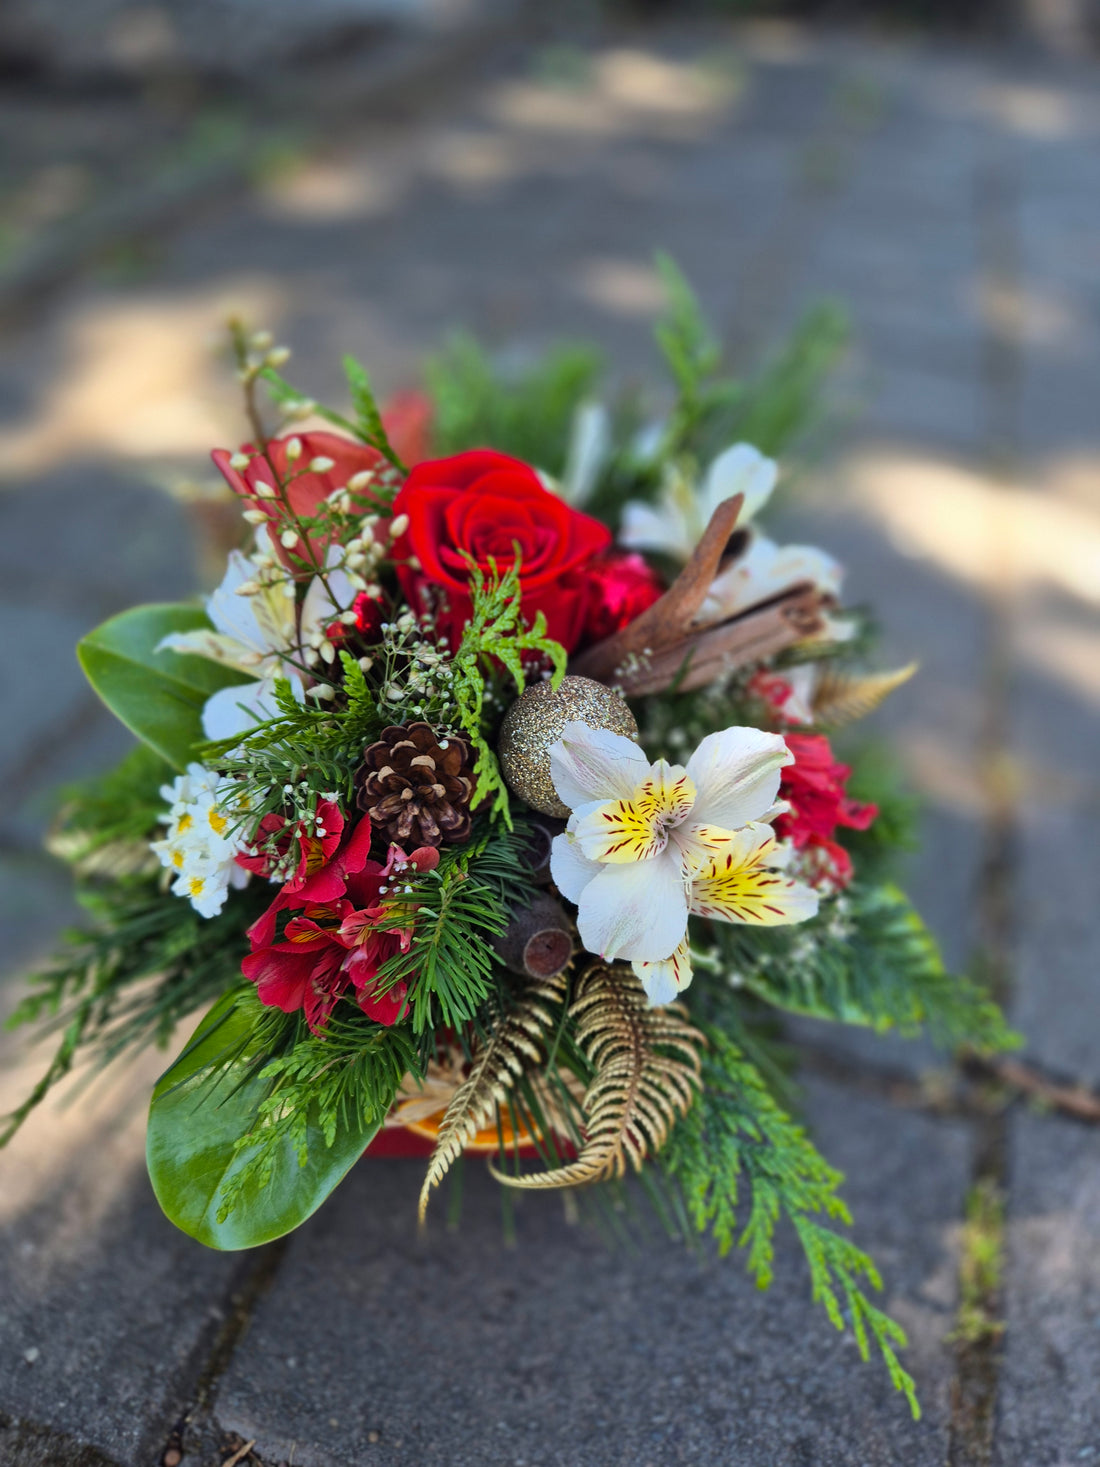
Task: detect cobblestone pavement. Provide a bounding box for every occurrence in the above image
[1,19,1099,1467]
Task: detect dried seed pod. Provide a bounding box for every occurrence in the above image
[492,893,574,979]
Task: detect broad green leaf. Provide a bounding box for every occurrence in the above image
[77,603,251,771]
[147,991,378,1250]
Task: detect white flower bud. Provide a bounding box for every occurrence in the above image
[229,452,251,471]
[320,640,336,664]
[358,656,374,671]
[388,513,409,539]
[234,581,260,596]
[285,436,302,462]
[407,554,421,571]
[309,456,335,474]
[266,346,291,367]
[242,508,268,524]
[348,470,374,492]
[340,610,358,624]
[254,481,277,500]
[280,529,299,549]
[251,330,274,350]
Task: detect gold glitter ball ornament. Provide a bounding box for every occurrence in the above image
[497,676,639,818]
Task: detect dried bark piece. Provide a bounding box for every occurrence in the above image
[572,491,829,695]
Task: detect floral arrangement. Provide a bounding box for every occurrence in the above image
[4,268,1015,1414]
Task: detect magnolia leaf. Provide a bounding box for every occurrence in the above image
[812,662,918,730]
[147,990,379,1250]
[77,603,252,771]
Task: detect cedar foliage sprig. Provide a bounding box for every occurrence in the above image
[662,1027,919,1417]
[708,882,1018,1056]
[450,554,568,824]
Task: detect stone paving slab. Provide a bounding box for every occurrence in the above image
[997,1113,1100,1467]
[214,1078,969,1467]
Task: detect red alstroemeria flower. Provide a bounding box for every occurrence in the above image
[243,810,375,948]
[238,799,345,890]
[213,430,387,571]
[773,734,878,889]
[243,843,440,1031]
[390,450,611,652]
[242,901,357,1033]
[338,843,440,1022]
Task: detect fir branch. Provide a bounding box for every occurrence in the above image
[425,331,602,476]
[1,878,265,1146]
[662,1028,919,1417]
[373,819,537,1035]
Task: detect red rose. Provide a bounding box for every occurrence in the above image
[390,450,611,651]
[582,551,665,646]
[213,430,386,570]
[774,734,877,889]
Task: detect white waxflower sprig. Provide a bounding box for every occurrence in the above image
[150,764,251,917]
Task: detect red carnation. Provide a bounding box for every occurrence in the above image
[581,550,665,646]
[774,734,877,889]
[390,450,611,651]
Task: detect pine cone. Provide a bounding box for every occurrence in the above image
[356,722,474,848]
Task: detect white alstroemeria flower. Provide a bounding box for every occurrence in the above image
[620,443,778,563]
[548,722,817,1003]
[558,400,611,506]
[159,542,352,740]
[694,533,844,627]
[632,824,818,1004]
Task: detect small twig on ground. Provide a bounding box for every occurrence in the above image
[967,1053,1100,1125]
[221,1439,257,1467]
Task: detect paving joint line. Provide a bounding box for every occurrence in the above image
[946,142,1022,1467]
[150,1238,290,1467]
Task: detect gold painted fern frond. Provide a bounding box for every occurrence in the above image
[417,971,568,1224]
[490,963,703,1191]
[812,662,917,729]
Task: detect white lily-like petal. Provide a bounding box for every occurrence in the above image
[696,534,844,627]
[632,938,693,1006]
[620,442,778,563]
[700,442,777,526]
[547,721,815,989]
[573,849,689,963]
[549,831,602,904]
[685,727,791,831]
[300,544,354,642]
[548,722,648,809]
[200,678,288,741]
[156,626,266,675]
[688,823,819,926]
[560,400,611,506]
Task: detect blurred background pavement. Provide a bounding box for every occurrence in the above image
[0,2,1099,1464]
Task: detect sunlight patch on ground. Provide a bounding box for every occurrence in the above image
[846,450,1100,607]
[0,279,285,478]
